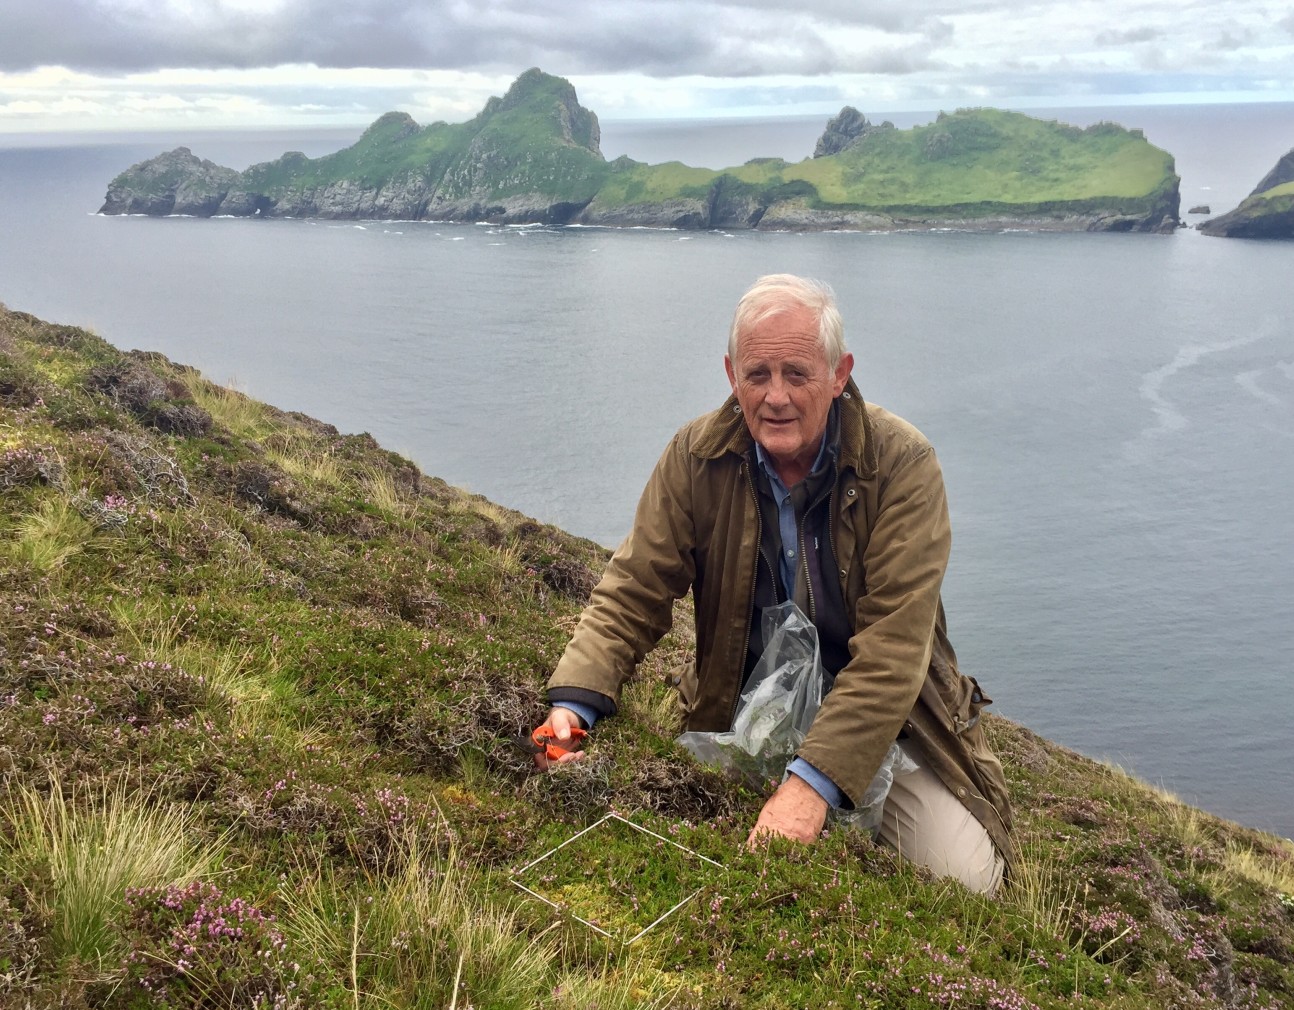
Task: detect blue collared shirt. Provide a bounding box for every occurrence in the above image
[753,439,823,598]
[752,434,845,810]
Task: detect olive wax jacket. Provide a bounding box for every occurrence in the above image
[547,378,1014,862]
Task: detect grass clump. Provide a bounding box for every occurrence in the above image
[284,830,558,1009]
[1,302,1291,1009]
[185,375,278,441]
[3,493,98,573]
[1,775,225,978]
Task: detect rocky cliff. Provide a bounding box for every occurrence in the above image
[100,72,1181,233]
[812,107,895,158]
[1199,146,1294,238]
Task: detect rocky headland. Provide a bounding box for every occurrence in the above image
[1199,147,1294,238]
[100,69,1181,234]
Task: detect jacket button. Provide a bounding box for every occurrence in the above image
[671,675,682,686]
[957,786,967,798]
[839,569,847,578]
[733,405,741,413]
[846,488,856,498]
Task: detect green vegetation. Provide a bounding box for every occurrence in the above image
[102,72,1178,228]
[232,68,609,207]
[587,109,1176,221]
[2,303,1291,1008]
[1252,180,1294,201]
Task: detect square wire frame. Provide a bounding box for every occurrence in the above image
[509,812,724,945]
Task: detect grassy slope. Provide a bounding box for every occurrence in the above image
[2,305,1292,1010]
[240,113,476,193]
[1235,180,1294,216]
[236,72,610,204]
[591,111,1176,217]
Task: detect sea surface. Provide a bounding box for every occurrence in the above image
[1,103,1292,838]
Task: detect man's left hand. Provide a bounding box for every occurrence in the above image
[746,774,829,846]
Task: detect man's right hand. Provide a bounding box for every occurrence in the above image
[532,707,588,770]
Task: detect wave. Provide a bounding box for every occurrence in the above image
[1235,369,1285,407]
[1127,319,1282,456]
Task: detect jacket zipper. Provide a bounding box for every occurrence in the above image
[797,519,816,623]
[733,459,764,727]
[826,484,840,593]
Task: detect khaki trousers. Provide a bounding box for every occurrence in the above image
[876,741,1005,895]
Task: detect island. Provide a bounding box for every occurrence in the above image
[100,68,1181,233]
[1199,147,1294,238]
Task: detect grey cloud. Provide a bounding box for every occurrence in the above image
[719,0,989,34]
[0,0,955,77]
[1094,26,1163,46]
[1207,28,1253,52]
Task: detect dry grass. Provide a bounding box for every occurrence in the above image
[0,776,225,976]
[620,675,682,738]
[1217,838,1294,897]
[1003,834,1082,947]
[282,829,559,1010]
[266,441,345,487]
[187,376,278,440]
[4,495,97,573]
[359,467,409,517]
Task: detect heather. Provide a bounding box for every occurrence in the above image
[1,303,1292,1009]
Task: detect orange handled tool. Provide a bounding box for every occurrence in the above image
[517,725,588,761]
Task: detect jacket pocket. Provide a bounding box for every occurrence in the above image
[670,660,698,723]
[926,652,990,736]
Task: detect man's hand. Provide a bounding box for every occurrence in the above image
[532,707,588,771]
[746,774,829,846]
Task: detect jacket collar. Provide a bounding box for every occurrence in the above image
[691,376,876,478]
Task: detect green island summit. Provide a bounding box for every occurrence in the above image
[99,68,1182,233]
[3,304,1294,1008]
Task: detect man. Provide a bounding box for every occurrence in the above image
[538,274,1013,894]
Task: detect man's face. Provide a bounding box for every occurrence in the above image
[724,304,854,484]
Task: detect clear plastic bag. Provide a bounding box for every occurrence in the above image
[677,601,915,834]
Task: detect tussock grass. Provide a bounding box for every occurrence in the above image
[620,675,682,738]
[1218,839,1294,896]
[109,597,195,655]
[187,376,278,440]
[460,493,522,535]
[282,832,558,1010]
[175,642,276,730]
[1003,835,1082,946]
[4,494,97,573]
[1155,790,1216,851]
[358,466,408,517]
[266,440,345,487]
[0,776,224,976]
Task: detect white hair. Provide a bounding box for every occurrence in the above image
[727,274,846,368]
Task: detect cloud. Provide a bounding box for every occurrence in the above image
[1207,27,1254,53]
[2,0,1293,131]
[1095,27,1163,46]
[0,0,961,78]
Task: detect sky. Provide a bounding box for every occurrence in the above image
[2,0,1294,133]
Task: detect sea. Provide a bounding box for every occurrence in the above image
[1,102,1292,839]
